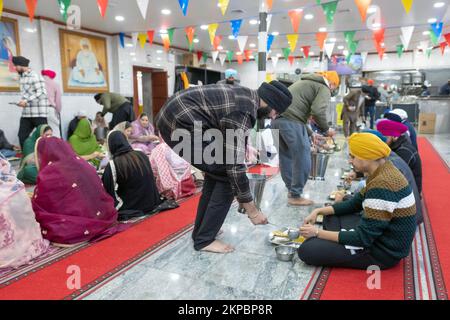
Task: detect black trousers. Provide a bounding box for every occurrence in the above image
[109,102,136,130]
[298,214,398,270]
[18,117,48,148]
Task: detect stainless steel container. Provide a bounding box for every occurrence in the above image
[238,173,267,213]
[275,245,296,262]
[309,152,331,181]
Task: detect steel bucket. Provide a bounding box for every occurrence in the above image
[238,173,267,213]
[309,152,330,181]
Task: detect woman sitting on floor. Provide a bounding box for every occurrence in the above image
[0,153,50,269]
[92,112,109,144]
[298,133,417,270]
[69,118,105,168]
[113,121,133,139]
[32,137,125,247]
[17,125,53,185]
[102,131,163,221]
[129,113,159,155]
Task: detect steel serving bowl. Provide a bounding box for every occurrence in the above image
[275,245,296,262]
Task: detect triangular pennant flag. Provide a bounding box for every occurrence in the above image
[377,47,385,60]
[237,54,244,65]
[287,34,298,52]
[219,52,226,66]
[304,57,311,66]
[208,24,219,45]
[212,51,219,63]
[178,0,189,16]
[58,0,71,22]
[302,46,311,58]
[237,36,248,53]
[266,0,273,11]
[431,22,443,39]
[373,28,385,44]
[185,26,195,45]
[316,32,328,50]
[230,20,243,38]
[161,34,170,52]
[401,0,413,14]
[244,50,252,62]
[132,32,139,48]
[401,26,414,50]
[119,33,125,48]
[147,30,155,46]
[197,51,203,62]
[324,42,335,58]
[445,33,450,47]
[138,33,147,48]
[213,35,223,50]
[316,0,321,4]
[282,48,291,59]
[186,36,195,52]
[344,31,356,46]
[167,28,175,44]
[226,51,234,63]
[321,0,339,25]
[271,56,279,68]
[346,53,352,64]
[218,0,230,16]
[202,52,208,63]
[440,42,447,55]
[136,0,149,19]
[349,40,359,55]
[361,51,368,64]
[426,47,432,58]
[397,44,404,58]
[267,14,273,32]
[25,0,38,22]
[97,0,108,18]
[354,0,372,22]
[0,0,3,18]
[430,30,439,46]
[267,34,275,52]
[288,10,303,33]
[288,56,295,66]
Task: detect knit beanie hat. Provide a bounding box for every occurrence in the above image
[257,80,293,114]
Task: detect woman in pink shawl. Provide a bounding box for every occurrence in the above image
[32,137,125,247]
[1,153,49,269]
[129,113,159,155]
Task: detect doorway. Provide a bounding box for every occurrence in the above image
[133,66,168,125]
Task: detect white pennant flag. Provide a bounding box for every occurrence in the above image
[401,26,415,51]
[132,32,139,48]
[136,0,149,19]
[324,42,335,58]
[420,40,430,51]
[271,56,279,68]
[360,51,368,64]
[212,51,219,64]
[266,14,273,33]
[219,53,227,66]
[236,36,248,53]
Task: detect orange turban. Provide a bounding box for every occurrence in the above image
[318,71,340,87]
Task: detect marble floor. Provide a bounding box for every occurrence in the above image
[422,133,450,167]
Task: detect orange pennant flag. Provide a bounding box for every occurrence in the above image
[354,0,372,22]
[244,50,252,62]
[25,0,38,22]
[373,28,385,44]
[237,53,244,64]
[97,0,108,18]
[316,32,328,50]
[185,26,195,45]
[266,0,273,11]
[213,35,222,50]
[147,30,155,46]
[288,10,303,33]
[161,34,170,52]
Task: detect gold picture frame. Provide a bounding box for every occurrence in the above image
[0,17,21,92]
[59,29,109,93]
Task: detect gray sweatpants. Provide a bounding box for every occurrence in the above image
[271,117,311,198]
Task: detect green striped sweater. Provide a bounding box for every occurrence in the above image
[333,161,417,263]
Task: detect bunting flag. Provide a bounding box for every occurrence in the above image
[445,33,450,47]
[186,36,195,52]
[431,22,443,39]
[346,53,353,64]
[430,30,439,46]
[344,31,356,46]
[304,57,311,66]
[302,46,310,58]
[237,53,244,65]
[349,40,359,55]
[0,0,3,18]
[119,33,125,48]
[288,10,303,33]
[267,34,275,52]
[167,28,175,44]
[316,32,328,50]
[178,0,189,16]
[136,0,149,19]
[321,1,339,25]
[213,35,223,50]
[426,47,432,58]
[354,0,372,22]
[202,52,208,63]
[271,56,279,68]
[396,44,404,58]
[282,48,291,59]
[288,56,295,66]
[324,42,335,58]
[316,0,321,4]
[197,51,203,62]
[97,0,108,18]
[147,30,155,46]
[185,26,195,46]
[212,50,219,63]
[373,28,385,45]
[226,51,234,63]
[440,42,447,55]
[132,32,139,48]
[161,34,170,52]
[377,47,385,60]
[287,34,298,52]
[400,26,414,50]
[401,0,413,14]
[237,36,248,53]
[230,19,243,38]
[58,0,71,22]
[138,33,147,48]
[266,0,273,11]
[267,14,273,32]
[25,0,38,22]
[219,52,227,66]
[208,24,219,45]
[218,0,230,16]
[360,51,368,64]
[244,50,252,62]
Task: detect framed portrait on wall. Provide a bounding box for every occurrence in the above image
[59,29,109,93]
[0,17,21,91]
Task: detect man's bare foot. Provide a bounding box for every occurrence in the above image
[288,197,315,206]
[200,240,235,254]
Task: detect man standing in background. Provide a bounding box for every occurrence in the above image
[342,88,365,138]
[361,79,380,129]
[94,92,135,130]
[42,70,62,138]
[13,56,49,148]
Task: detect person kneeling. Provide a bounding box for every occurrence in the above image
[298,133,417,270]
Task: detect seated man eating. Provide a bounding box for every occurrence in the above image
[298,133,417,270]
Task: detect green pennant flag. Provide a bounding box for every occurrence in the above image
[282,48,291,60]
[58,0,71,22]
[349,40,359,55]
[346,53,352,64]
[186,36,195,52]
[426,48,432,58]
[429,30,439,46]
[304,57,311,66]
[396,44,404,58]
[226,51,234,63]
[254,54,259,64]
[316,0,321,4]
[344,31,356,46]
[321,1,339,25]
[202,52,208,63]
[167,28,176,44]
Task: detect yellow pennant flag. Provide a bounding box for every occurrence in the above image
[138,33,147,48]
[287,34,299,53]
[218,0,230,16]
[208,23,219,45]
[0,0,3,18]
[401,0,413,14]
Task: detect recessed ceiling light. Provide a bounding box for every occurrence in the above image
[200,25,208,30]
[228,35,235,40]
[249,19,259,25]
[218,46,224,50]
[249,43,256,48]
[319,27,327,32]
[271,31,280,36]
[236,52,242,55]
[156,49,163,54]
[130,52,136,56]
[115,16,125,22]
[309,51,315,56]
[367,6,377,14]
[193,38,199,43]
[126,43,134,48]
[428,18,437,23]
[160,29,168,34]
[423,31,430,35]
[338,45,344,50]
[329,38,337,43]
[25,28,37,33]
[161,9,171,15]
[343,49,349,55]
[434,2,445,8]
[304,14,314,20]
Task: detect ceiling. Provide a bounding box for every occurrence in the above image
[4,0,450,56]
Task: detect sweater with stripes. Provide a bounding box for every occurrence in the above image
[333,161,417,263]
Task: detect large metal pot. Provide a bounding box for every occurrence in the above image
[239,173,267,213]
[309,152,330,181]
